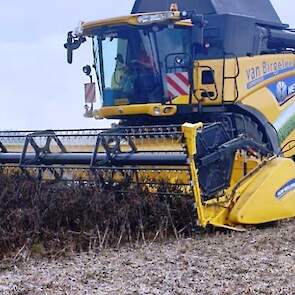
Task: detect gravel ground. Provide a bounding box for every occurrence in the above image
[0,220,295,295]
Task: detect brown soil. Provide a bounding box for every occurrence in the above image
[1,220,295,295]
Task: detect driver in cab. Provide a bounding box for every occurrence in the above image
[111,45,157,100]
[111,54,135,95]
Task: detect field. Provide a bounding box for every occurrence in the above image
[1,219,295,295]
[0,174,294,294]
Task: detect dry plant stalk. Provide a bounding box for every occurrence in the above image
[0,172,195,258]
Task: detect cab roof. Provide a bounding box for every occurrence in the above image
[132,0,284,28]
[81,11,191,35]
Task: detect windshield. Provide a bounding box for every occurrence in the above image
[93,26,191,106]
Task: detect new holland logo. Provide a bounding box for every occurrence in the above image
[276,179,295,199]
[276,81,288,101]
[268,76,295,105]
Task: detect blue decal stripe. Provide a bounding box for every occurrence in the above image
[247,66,295,89]
[276,178,295,199]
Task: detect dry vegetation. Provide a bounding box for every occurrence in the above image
[0,172,194,258]
[0,172,294,294]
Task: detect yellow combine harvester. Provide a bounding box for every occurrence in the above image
[1,0,294,230]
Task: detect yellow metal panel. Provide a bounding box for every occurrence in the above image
[282,129,295,158]
[171,95,190,104]
[230,154,259,185]
[229,157,295,224]
[94,104,177,118]
[193,60,224,104]
[182,123,206,226]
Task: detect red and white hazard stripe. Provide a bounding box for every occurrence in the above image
[166,72,190,98]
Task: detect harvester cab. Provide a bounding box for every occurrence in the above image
[66,9,196,115]
[0,0,294,231]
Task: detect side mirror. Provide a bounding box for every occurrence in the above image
[191,14,207,46]
[64,31,86,64]
[180,10,206,47]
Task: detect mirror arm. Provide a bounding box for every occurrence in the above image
[64,31,86,64]
[188,11,207,48]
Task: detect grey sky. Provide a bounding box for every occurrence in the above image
[0,1,293,130]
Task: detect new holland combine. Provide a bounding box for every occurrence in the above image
[0,0,294,230]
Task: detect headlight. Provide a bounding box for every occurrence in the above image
[137,12,174,25]
[153,107,161,116]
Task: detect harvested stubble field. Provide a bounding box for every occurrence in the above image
[0,173,294,294]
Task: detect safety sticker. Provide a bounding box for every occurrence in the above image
[166,72,190,98]
[276,179,295,199]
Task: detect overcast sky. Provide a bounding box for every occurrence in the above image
[0,1,293,130]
